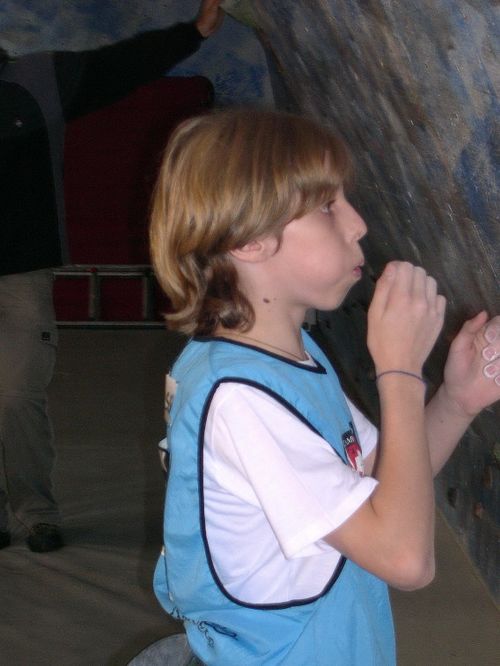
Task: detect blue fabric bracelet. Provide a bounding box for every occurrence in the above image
[375,370,427,386]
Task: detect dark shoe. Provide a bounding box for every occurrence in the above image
[26,523,64,553]
[0,530,11,549]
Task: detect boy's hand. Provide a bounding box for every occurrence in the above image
[367,261,446,375]
[195,0,224,37]
[439,312,500,417]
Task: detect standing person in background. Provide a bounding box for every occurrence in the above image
[0,0,224,553]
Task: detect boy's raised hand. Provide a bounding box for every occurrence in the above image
[367,261,446,377]
[439,312,500,417]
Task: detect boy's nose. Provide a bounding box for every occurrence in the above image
[348,204,368,241]
[357,213,368,240]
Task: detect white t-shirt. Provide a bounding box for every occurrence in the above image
[203,381,378,605]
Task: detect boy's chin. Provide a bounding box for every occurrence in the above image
[316,294,351,312]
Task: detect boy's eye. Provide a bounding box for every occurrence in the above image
[320,201,335,215]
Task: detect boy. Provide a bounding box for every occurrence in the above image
[150,109,500,664]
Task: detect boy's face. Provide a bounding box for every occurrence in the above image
[269,189,367,313]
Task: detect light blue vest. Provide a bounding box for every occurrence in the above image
[154,332,395,665]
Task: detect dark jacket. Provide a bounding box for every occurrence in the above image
[0,22,203,276]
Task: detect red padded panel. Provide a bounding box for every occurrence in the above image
[64,75,212,264]
[58,75,212,321]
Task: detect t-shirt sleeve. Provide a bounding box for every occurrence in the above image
[205,383,378,560]
[345,396,379,458]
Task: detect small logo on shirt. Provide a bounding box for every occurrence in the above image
[342,422,364,475]
[164,373,178,424]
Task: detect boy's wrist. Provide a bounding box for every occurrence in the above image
[372,356,423,376]
[376,369,426,387]
[434,383,478,422]
[377,374,427,409]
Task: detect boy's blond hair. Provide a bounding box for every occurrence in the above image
[150,108,352,335]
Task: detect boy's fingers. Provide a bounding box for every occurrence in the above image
[436,294,447,317]
[484,360,500,385]
[371,262,445,325]
[484,315,500,344]
[381,261,397,282]
[409,265,426,298]
[370,262,397,312]
[425,272,438,302]
[372,261,439,312]
[483,346,500,362]
[385,261,413,300]
[464,310,488,333]
[408,266,442,314]
[482,314,500,361]
[450,311,487,351]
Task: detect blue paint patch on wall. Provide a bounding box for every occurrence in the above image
[171,51,269,106]
[455,108,500,249]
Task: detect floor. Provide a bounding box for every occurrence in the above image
[0,329,498,665]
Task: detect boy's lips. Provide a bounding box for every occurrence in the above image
[353,258,364,278]
[355,257,365,269]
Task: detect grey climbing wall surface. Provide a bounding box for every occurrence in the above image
[224,0,499,600]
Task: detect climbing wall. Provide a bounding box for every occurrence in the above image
[223,0,499,600]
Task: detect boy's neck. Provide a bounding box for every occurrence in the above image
[215,321,307,362]
[227,261,309,360]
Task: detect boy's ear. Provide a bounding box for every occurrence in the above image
[230,236,278,263]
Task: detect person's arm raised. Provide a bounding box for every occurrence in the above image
[195,0,225,38]
[325,262,446,590]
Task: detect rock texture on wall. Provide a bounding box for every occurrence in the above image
[224,0,499,600]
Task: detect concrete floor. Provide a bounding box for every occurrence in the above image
[1,329,498,665]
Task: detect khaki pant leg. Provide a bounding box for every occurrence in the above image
[0,269,61,529]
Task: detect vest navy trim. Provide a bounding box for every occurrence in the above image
[193,336,328,374]
[197,377,347,611]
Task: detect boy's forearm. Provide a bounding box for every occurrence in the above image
[330,376,436,589]
[326,262,444,588]
[424,384,475,476]
[372,377,435,585]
